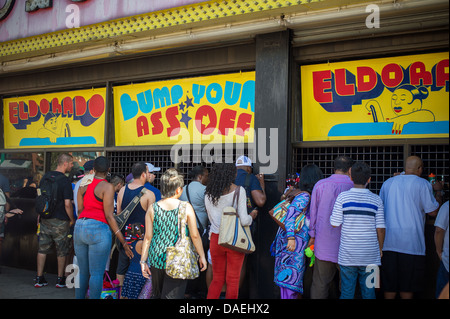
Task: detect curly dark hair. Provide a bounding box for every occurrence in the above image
[205,163,236,206]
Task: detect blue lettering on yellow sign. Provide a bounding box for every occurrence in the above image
[121,80,255,121]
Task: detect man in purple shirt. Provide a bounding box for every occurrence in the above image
[307,156,354,299]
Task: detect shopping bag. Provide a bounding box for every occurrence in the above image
[268,191,309,233]
[87,272,120,299]
[100,272,120,299]
[165,201,200,280]
[218,186,255,254]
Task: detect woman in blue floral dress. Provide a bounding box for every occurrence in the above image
[271,164,323,299]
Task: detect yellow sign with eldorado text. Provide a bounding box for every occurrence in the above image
[301,52,449,141]
[3,88,106,149]
[113,72,255,146]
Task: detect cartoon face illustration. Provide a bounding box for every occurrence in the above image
[391,85,429,116]
[385,84,435,135]
[364,84,435,135]
[38,113,71,143]
[44,115,59,132]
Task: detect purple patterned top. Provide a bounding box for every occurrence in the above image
[271,192,310,294]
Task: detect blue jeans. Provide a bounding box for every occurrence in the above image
[339,265,376,299]
[435,261,449,298]
[74,218,112,299]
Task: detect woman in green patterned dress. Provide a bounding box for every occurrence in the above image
[140,168,207,299]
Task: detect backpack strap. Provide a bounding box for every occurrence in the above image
[39,172,66,186]
[110,187,147,258]
[54,173,67,185]
[115,187,147,230]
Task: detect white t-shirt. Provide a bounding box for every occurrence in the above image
[330,188,385,266]
[434,201,449,272]
[380,174,439,256]
[204,186,252,236]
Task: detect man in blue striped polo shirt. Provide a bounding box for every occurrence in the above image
[330,161,385,299]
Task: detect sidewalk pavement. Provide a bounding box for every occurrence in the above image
[0,266,75,299]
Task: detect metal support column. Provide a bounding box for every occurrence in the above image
[252,30,291,299]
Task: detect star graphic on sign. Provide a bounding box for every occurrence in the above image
[180,111,192,129]
[184,96,194,108]
[179,102,186,111]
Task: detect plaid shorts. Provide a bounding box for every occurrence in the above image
[38,218,71,257]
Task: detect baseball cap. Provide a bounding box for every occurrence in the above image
[83,160,94,171]
[235,155,252,167]
[146,163,161,173]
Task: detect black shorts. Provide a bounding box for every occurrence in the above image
[380,250,426,293]
[116,243,130,275]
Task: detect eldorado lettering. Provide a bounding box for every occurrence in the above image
[301,52,449,141]
[3,88,106,148]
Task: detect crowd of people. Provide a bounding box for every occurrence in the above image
[0,152,448,300]
[273,155,448,300]
[19,154,261,299]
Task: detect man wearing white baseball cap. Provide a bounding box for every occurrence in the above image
[234,155,266,298]
[145,163,162,202]
[235,155,253,167]
[235,156,266,212]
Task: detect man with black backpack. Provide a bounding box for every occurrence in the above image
[34,153,74,288]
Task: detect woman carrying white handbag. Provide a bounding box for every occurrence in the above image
[205,163,258,299]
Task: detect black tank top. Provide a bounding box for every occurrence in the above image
[120,185,146,234]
